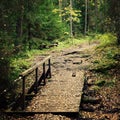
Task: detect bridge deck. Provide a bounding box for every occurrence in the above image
[26,51,84,112]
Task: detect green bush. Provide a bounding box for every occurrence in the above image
[98,33,117,46]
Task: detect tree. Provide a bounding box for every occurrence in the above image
[59,0,62,20]
[70,0,73,37]
[84,0,88,35]
[108,0,120,44]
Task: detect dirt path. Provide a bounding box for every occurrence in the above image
[25,43,96,113]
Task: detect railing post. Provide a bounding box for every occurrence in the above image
[35,67,38,94]
[43,62,46,85]
[22,76,25,110]
[48,58,51,78]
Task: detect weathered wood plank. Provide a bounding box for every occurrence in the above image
[26,70,84,112]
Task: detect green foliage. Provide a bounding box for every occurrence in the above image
[0,33,14,91]
[60,6,81,23]
[28,38,50,49]
[32,1,68,40]
[97,33,117,47]
[91,85,100,91]
[9,49,39,80]
[108,0,120,44]
[96,80,106,87]
[105,79,116,87]
[55,36,90,51]
[95,79,115,88]
[10,58,31,80]
[91,33,119,77]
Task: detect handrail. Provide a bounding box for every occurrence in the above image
[20,55,51,77]
[12,55,51,110]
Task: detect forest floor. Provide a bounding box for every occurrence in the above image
[1,41,120,120]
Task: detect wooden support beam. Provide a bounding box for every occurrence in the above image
[35,68,38,94]
[22,76,25,110]
[48,59,51,78]
[43,63,46,85]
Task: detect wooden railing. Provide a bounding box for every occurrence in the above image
[12,55,51,110]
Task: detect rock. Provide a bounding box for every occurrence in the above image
[82,95,101,104]
[80,54,91,58]
[80,104,95,112]
[73,60,83,64]
[87,79,95,85]
[39,44,47,49]
[72,72,76,77]
[48,42,58,48]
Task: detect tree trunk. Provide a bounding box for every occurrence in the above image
[28,23,32,49]
[16,17,23,38]
[70,0,73,37]
[15,1,24,46]
[59,0,62,21]
[117,32,120,45]
[84,0,88,35]
[95,0,98,32]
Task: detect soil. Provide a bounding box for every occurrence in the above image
[1,42,120,120]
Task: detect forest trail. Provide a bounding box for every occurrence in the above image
[4,42,102,120]
[25,42,97,112]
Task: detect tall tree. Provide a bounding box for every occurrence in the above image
[59,0,62,20]
[109,0,120,44]
[95,0,98,32]
[15,0,24,46]
[70,0,73,37]
[84,0,88,35]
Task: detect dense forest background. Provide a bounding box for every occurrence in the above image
[0,0,120,109]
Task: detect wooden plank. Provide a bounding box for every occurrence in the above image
[25,70,84,112]
[5,111,79,115]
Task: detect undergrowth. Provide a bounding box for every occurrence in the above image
[92,34,119,69]
[90,33,120,88]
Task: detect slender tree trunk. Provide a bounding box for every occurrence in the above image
[84,0,88,35]
[59,0,62,21]
[15,0,24,46]
[95,0,98,32]
[70,0,73,37]
[87,0,90,33]
[16,17,23,38]
[63,0,68,7]
[28,23,32,49]
[27,0,32,49]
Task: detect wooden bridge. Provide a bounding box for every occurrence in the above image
[6,51,85,113]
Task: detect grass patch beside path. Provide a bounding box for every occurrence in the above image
[91,33,119,74]
[90,33,120,88]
